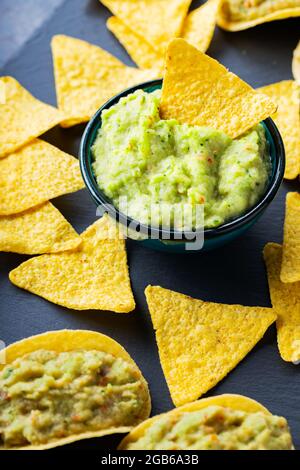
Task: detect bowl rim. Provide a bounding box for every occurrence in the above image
[79,79,285,241]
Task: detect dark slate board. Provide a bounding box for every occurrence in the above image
[0,0,299,450]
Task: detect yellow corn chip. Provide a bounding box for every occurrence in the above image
[107,0,219,72]
[160,39,277,139]
[0,139,84,215]
[9,215,135,313]
[258,81,300,180]
[264,243,300,363]
[107,16,164,72]
[101,0,192,52]
[218,1,300,31]
[0,77,63,159]
[145,285,276,406]
[293,41,300,81]
[281,193,300,283]
[51,35,159,127]
[0,202,81,255]
[182,0,220,53]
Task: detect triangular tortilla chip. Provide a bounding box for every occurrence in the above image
[145,285,276,406]
[0,202,81,255]
[160,39,277,138]
[101,0,192,52]
[107,16,164,72]
[281,193,300,283]
[293,41,300,81]
[0,77,63,158]
[0,139,84,215]
[182,0,220,52]
[51,35,159,127]
[9,215,135,313]
[264,243,300,363]
[258,81,300,180]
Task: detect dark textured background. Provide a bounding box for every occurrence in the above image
[0,0,299,450]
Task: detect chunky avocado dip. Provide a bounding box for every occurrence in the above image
[222,0,300,22]
[92,90,270,230]
[0,349,148,448]
[126,405,293,450]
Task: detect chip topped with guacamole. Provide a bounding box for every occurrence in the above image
[92,89,270,230]
[0,330,151,450]
[218,0,300,30]
[119,394,294,450]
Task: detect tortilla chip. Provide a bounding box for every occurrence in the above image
[119,394,270,449]
[182,0,220,53]
[101,0,192,52]
[9,215,135,312]
[280,193,300,283]
[218,1,300,31]
[107,16,164,72]
[264,243,300,363]
[0,77,63,159]
[0,139,84,215]
[292,41,300,82]
[258,81,300,180]
[0,329,151,450]
[0,202,81,255]
[160,39,277,139]
[145,285,276,406]
[51,35,159,127]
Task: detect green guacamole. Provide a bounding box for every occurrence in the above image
[92,90,270,230]
[223,0,300,22]
[126,406,293,450]
[0,350,148,448]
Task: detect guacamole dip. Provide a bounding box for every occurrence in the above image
[126,406,293,450]
[0,349,148,448]
[92,90,270,230]
[222,1,300,23]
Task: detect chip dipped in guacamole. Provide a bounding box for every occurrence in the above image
[92,89,270,230]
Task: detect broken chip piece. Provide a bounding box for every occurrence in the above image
[145,285,276,406]
[9,215,135,313]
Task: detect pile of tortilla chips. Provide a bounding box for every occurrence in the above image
[0,77,84,257]
[103,0,221,71]
[0,74,134,313]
